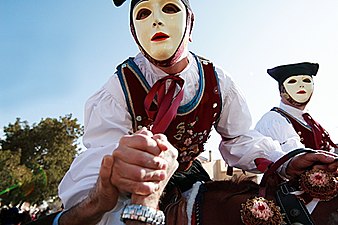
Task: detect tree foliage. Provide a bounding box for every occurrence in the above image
[0,115,83,205]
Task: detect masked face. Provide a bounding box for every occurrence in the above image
[132,0,188,62]
[282,75,314,103]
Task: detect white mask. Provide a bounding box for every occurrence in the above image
[283,75,314,103]
[132,0,188,62]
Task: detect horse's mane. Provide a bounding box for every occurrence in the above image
[204,174,259,195]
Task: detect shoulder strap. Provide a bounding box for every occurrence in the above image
[271,107,312,132]
[271,107,292,123]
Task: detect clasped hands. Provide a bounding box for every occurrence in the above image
[95,127,179,212]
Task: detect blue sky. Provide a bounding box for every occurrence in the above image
[1,1,338,157]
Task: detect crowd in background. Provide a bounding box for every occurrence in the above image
[0,199,62,225]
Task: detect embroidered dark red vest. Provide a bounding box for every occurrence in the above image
[116,54,222,171]
[271,107,337,150]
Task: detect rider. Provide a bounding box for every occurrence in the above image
[255,62,337,153]
[54,1,338,225]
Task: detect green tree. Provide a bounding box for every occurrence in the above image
[0,114,83,205]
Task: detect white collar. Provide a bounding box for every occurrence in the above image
[279,101,309,123]
[137,52,194,79]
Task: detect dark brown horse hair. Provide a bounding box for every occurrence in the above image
[206,175,258,190]
[203,175,259,201]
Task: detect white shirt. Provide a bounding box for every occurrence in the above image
[58,52,285,224]
[255,101,308,153]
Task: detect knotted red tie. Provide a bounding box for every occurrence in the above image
[144,75,184,134]
[302,113,330,150]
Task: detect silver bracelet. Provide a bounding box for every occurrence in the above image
[120,204,165,225]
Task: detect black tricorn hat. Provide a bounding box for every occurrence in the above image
[112,0,126,7]
[112,0,192,10]
[267,62,319,84]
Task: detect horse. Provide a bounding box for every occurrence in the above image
[26,175,338,225]
[191,175,338,225]
[186,149,338,225]
[26,149,338,225]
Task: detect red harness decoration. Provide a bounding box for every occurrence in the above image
[299,168,338,201]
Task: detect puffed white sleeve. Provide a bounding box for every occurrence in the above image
[255,111,305,153]
[58,74,132,210]
[215,68,285,172]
